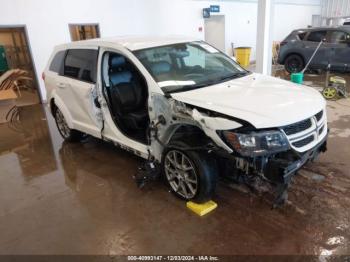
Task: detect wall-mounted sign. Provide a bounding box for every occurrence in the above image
[210,5,220,13]
[203,8,210,18]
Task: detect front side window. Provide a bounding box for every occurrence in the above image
[63,49,98,83]
[306,30,327,42]
[329,31,350,44]
[133,41,248,94]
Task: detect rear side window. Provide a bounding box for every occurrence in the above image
[63,49,98,83]
[306,31,327,42]
[49,51,65,73]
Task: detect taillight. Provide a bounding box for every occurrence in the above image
[280,41,287,47]
[42,72,45,81]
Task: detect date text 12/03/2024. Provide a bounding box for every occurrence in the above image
[127,256,219,261]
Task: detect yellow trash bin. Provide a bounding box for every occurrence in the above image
[234,47,251,68]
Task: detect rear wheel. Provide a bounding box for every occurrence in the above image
[162,146,217,203]
[54,107,84,142]
[284,54,304,73]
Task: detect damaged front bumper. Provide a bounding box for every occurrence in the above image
[264,133,328,184]
[215,131,328,206]
[217,130,328,188]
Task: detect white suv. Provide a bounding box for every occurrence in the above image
[44,36,328,204]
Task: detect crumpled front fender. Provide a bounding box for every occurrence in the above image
[191,109,242,153]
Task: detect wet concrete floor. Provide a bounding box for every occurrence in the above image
[0,76,349,256]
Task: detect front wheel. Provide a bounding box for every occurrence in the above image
[54,107,84,142]
[162,147,217,203]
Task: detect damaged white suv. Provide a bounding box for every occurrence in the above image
[44,37,328,204]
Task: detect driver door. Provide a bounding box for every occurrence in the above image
[327,30,350,71]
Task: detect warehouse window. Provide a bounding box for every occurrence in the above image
[69,24,100,41]
[63,49,98,83]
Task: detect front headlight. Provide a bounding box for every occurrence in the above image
[222,130,290,156]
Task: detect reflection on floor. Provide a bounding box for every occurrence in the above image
[16,89,40,107]
[0,105,56,176]
[0,96,349,255]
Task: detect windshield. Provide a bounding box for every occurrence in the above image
[133,41,249,94]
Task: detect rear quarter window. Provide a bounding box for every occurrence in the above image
[49,50,66,73]
[284,31,306,41]
[297,32,307,40]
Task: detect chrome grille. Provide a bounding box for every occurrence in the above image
[282,119,312,136]
[281,109,327,152]
[319,125,325,135]
[292,135,314,148]
[315,110,323,122]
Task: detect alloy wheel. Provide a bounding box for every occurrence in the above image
[55,109,71,139]
[164,150,198,199]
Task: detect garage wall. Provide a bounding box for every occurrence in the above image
[0,0,320,102]
[144,0,321,57]
[141,0,258,57]
[273,1,322,41]
[0,0,151,102]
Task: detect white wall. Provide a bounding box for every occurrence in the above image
[0,0,151,102]
[0,0,320,102]
[273,2,321,41]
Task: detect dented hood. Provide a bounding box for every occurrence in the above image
[171,73,326,129]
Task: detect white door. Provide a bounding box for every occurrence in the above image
[57,48,102,137]
[96,47,150,158]
[204,15,226,53]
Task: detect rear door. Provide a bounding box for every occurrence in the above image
[303,30,329,70]
[327,30,350,71]
[57,48,102,137]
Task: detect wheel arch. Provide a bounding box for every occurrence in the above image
[161,133,219,203]
[50,95,74,128]
[283,52,305,65]
[164,124,214,150]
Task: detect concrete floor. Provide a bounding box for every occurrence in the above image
[0,74,349,256]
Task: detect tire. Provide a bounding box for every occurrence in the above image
[162,143,218,203]
[284,54,304,73]
[54,107,84,142]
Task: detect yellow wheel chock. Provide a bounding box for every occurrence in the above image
[186,200,217,216]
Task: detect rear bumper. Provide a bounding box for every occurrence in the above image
[264,131,328,183]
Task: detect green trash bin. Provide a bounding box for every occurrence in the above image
[290,72,304,84]
[0,46,9,73]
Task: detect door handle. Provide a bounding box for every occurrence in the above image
[57,82,66,88]
[57,82,70,88]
